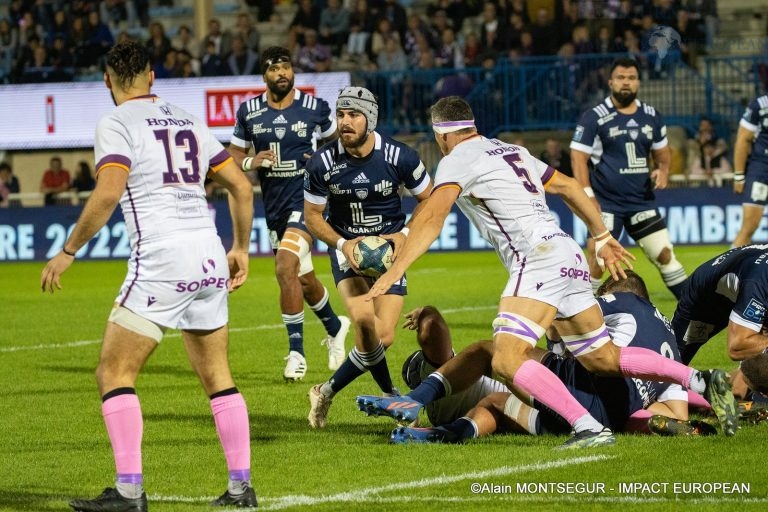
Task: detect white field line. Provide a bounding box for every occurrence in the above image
[1,305,496,353]
[149,455,615,510]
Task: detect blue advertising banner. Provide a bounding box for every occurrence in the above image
[0,188,761,262]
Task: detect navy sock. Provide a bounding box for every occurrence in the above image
[408,374,447,405]
[442,417,477,443]
[352,344,395,394]
[309,287,342,336]
[283,312,304,355]
[328,356,367,393]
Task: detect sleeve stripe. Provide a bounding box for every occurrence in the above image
[230,135,249,148]
[570,141,593,154]
[210,154,234,173]
[96,154,131,173]
[650,138,668,151]
[96,162,130,175]
[432,182,462,195]
[540,165,556,187]
[304,190,327,205]
[740,118,759,133]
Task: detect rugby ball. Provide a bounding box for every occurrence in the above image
[352,236,394,278]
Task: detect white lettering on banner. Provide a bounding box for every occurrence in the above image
[0,225,34,260]
[666,206,700,244]
[701,205,725,243]
[0,73,351,150]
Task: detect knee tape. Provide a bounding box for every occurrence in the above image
[560,324,611,356]
[492,313,546,347]
[637,230,686,286]
[278,231,314,276]
[108,305,165,342]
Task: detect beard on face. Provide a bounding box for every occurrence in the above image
[267,75,294,102]
[611,89,637,108]
[340,128,368,150]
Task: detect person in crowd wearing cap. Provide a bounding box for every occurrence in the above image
[229,46,351,381]
[363,95,738,446]
[303,86,433,428]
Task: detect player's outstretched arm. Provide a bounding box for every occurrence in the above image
[381,183,433,261]
[41,166,127,293]
[545,171,634,280]
[365,187,457,300]
[212,161,254,291]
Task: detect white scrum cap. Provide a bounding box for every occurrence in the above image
[336,86,378,132]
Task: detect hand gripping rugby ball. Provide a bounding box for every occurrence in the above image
[352,236,394,278]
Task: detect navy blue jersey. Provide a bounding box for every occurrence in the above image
[598,291,682,408]
[570,97,667,214]
[673,245,768,362]
[231,89,335,228]
[304,132,430,239]
[740,95,768,175]
[541,291,684,432]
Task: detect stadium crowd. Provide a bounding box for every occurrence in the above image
[0,0,718,84]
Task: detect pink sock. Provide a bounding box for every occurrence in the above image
[211,393,251,475]
[624,409,653,433]
[619,347,694,387]
[102,394,143,479]
[512,359,591,426]
[688,389,711,410]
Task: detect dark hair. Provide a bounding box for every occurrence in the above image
[430,96,475,135]
[260,46,292,74]
[610,57,640,76]
[741,353,768,394]
[105,40,152,90]
[0,161,10,172]
[596,269,650,300]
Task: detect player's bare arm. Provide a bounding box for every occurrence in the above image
[650,145,670,189]
[211,159,254,291]
[733,126,754,195]
[304,199,362,270]
[727,321,768,361]
[545,171,634,279]
[570,148,601,212]
[41,166,127,293]
[366,186,458,300]
[381,183,433,260]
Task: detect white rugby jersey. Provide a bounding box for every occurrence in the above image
[94,94,232,247]
[433,136,565,269]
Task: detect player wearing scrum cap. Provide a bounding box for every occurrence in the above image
[365,95,739,445]
[229,46,351,381]
[303,86,433,428]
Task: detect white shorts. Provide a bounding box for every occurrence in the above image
[501,236,597,319]
[419,358,509,426]
[114,235,229,330]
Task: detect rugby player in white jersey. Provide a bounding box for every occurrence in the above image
[41,41,257,510]
[365,96,738,446]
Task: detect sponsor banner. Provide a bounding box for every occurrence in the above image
[0,189,756,261]
[0,73,351,150]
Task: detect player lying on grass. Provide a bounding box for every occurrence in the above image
[359,272,737,443]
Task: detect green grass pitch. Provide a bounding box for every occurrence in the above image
[1,245,766,511]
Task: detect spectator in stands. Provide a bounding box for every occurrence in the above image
[200,18,232,60]
[688,140,731,186]
[200,40,225,76]
[683,0,718,49]
[379,0,408,39]
[434,27,464,69]
[0,162,20,207]
[153,48,179,79]
[653,0,678,25]
[49,35,75,70]
[572,25,595,55]
[596,25,614,54]
[146,21,171,68]
[46,9,70,47]
[675,9,703,68]
[225,34,259,76]
[540,138,574,178]
[172,24,199,60]
[175,49,198,77]
[429,9,453,46]
[428,1,465,31]
[517,30,535,57]
[402,13,430,65]
[100,0,139,32]
[233,13,260,54]
[295,29,331,73]
[0,18,18,83]
[463,31,481,67]
[85,10,115,66]
[8,0,25,28]
[69,16,91,68]
[370,17,400,63]
[502,12,524,54]
[347,0,374,61]
[614,0,641,43]
[478,2,505,57]
[288,0,321,52]
[531,7,560,55]
[319,0,350,58]
[71,161,95,193]
[40,156,71,206]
